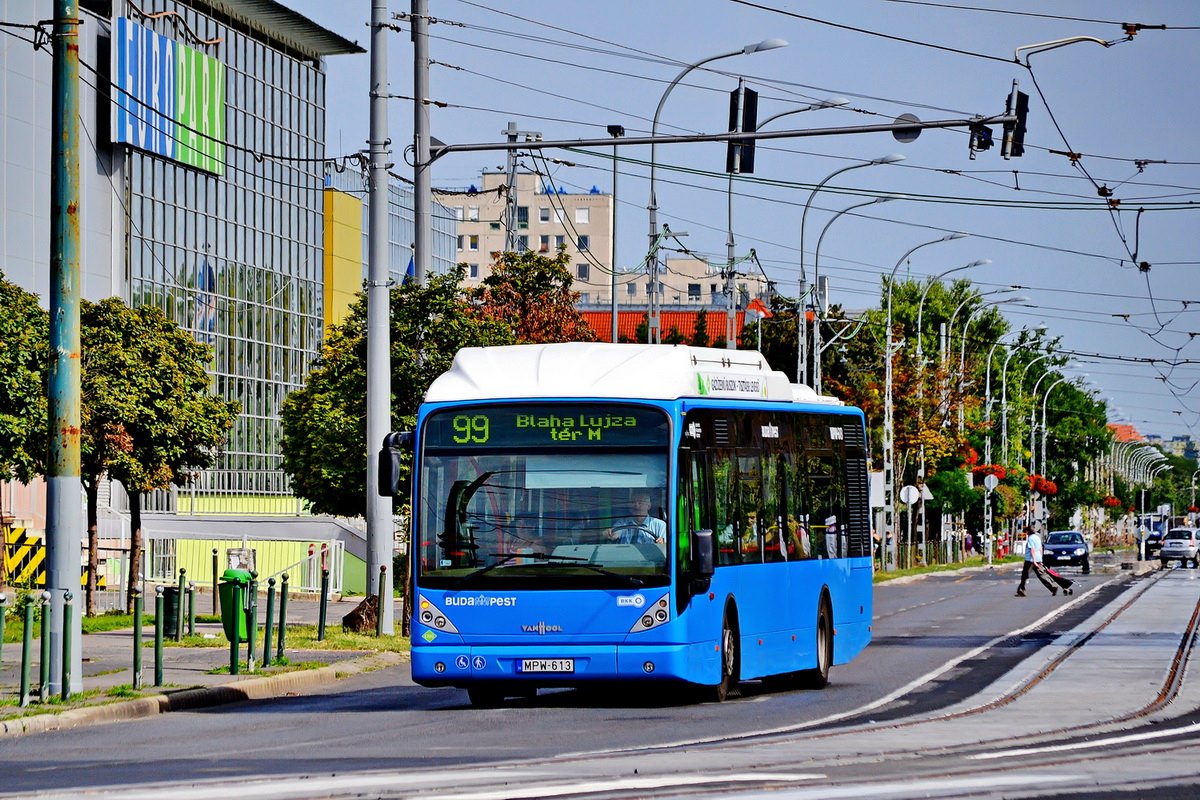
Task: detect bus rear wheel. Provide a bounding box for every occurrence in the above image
[799,598,833,690]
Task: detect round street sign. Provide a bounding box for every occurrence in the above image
[893,113,921,143]
[899,485,920,505]
[983,474,999,491]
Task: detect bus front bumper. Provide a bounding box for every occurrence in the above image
[412,641,716,686]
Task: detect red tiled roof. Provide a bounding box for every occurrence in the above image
[580,309,748,343]
[1108,423,1144,443]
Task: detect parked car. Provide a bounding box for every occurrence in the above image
[1159,528,1200,569]
[1043,530,1090,574]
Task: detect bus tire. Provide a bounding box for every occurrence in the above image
[799,596,833,690]
[707,607,740,703]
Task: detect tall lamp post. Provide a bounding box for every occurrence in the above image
[797,154,904,383]
[881,233,966,571]
[647,38,787,344]
[912,259,988,558]
[810,195,894,392]
[1002,349,1054,464]
[1039,373,1083,479]
[956,297,1029,432]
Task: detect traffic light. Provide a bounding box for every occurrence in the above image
[970,123,993,152]
[1001,84,1029,159]
[726,86,758,174]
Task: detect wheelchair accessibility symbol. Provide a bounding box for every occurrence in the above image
[472,656,486,670]
[455,655,469,670]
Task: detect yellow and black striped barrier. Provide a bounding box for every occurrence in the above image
[2,528,102,589]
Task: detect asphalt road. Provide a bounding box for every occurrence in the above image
[4,560,1191,799]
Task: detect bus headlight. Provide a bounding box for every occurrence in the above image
[417,595,460,633]
[629,593,672,633]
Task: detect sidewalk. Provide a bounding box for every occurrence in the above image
[0,596,407,737]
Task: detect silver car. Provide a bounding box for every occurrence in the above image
[1159,528,1200,569]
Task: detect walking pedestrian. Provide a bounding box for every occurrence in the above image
[1016,525,1057,597]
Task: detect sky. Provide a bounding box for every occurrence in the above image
[289,0,1200,441]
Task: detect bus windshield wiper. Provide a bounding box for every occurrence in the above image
[452,551,643,587]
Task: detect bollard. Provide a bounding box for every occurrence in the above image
[187,581,196,637]
[61,592,73,701]
[20,595,35,707]
[211,548,219,616]
[263,578,276,668]
[229,581,241,676]
[154,585,164,687]
[175,568,186,642]
[132,589,143,690]
[39,591,51,701]
[376,565,387,638]
[0,592,6,665]
[276,573,289,662]
[246,571,258,672]
[317,568,329,642]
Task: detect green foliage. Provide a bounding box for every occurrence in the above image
[0,272,49,483]
[925,468,975,514]
[281,267,513,517]
[80,298,239,494]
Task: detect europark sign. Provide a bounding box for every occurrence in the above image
[112,17,226,175]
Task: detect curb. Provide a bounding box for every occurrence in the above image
[0,650,406,738]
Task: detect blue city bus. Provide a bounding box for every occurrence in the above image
[380,343,873,706]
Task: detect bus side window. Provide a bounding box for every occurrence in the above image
[785,449,811,559]
[712,450,738,566]
[763,452,786,563]
[737,453,763,563]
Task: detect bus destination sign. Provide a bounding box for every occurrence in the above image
[424,404,668,448]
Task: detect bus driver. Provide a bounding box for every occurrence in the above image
[606,493,667,544]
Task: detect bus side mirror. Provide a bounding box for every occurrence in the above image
[378,431,413,497]
[694,528,714,578]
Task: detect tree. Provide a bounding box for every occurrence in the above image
[281,267,514,519]
[0,273,48,487]
[469,249,597,343]
[0,273,48,590]
[79,299,238,613]
[690,309,711,348]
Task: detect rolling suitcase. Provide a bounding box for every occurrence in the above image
[1042,563,1074,594]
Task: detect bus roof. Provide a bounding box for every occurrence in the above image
[424,343,843,405]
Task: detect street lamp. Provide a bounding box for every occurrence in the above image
[1002,349,1054,464]
[647,38,788,344]
[881,232,966,571]
[798,154,904,383]
[1028,365,1073,473]
[1039,373,1084,478]
[810,195,895,392]
[914,260,991,373]
[957,297,1029,432]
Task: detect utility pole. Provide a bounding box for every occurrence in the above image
[608,125,624,342]
[412,0,431,284]
[366,0,394,635]
[47,0,84,694]
[501,122,540,253]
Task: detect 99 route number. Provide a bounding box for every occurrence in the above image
[451,414,489,444]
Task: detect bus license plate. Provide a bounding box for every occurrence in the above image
[518,658,574,673]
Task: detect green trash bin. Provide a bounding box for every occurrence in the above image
[218,569,252,641]
[161,586,181,637]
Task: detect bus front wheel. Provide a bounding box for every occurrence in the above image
[707,609,740,703]
[799,597,833,690]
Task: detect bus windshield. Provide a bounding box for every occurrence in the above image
[416,404,671,590]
